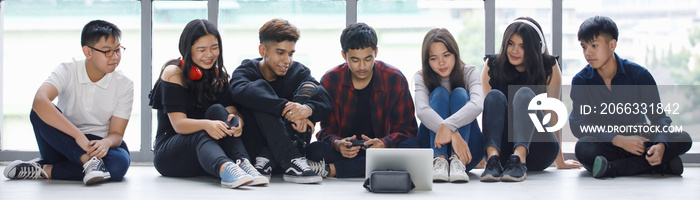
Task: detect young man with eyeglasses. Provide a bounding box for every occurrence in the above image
[3,20,133,185]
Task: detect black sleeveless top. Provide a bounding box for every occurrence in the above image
[148,80,234,148]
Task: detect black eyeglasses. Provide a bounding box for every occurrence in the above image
[88,46,126,57]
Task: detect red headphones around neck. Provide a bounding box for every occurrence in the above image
[180,58,202,80]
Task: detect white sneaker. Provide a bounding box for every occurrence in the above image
[3,160,47,180]
[432,157,449,182]
[238,159,269,186]
[449,155,469,182]
[82,157,110,185]
[307,159,329,178]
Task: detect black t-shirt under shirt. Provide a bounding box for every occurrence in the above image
[350,77,375,139]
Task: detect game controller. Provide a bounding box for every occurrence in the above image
[346,139,372,149]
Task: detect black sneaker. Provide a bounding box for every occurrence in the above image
[254,156,273,179]
[592,155,615,178]
[283,157,322,184]
[82,156,110,185]
[307,159,330,178]
[480,155,503,182]
[501,155,527,182]
[3,159,48,180]
[656,156,684,176]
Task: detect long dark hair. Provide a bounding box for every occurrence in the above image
[156,19,229,108]
[489,17,554,86]
[421,28,466,93]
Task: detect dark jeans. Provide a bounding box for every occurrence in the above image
[306,141,366,178]
[575,133,692,176]
[30,109,130,181]
[240,83,318,170]
[240,107,303,171]
[417,87,484,172]
[482,88,559,171]
[154,104,249,177]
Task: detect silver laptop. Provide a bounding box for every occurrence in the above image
[365,148,433,190]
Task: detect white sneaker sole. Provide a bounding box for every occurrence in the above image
[282,174,322,184]
[221,175,254,188]
[449,173,469,183]
[248,176,270,186]
[3,160,22,179]
[480,174,501,182]
[83,171,111,185]
[433,173,449,182]
[501,173,527,182]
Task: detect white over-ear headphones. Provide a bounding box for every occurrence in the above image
[510,19,546,54]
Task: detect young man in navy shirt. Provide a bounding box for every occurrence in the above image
[569,16,692,178]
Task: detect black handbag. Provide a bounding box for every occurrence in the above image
[363,170,415,193]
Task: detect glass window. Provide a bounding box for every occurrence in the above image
[216,0,345,142]
[151,0,208,146]
[219,0,346,81]
[495,0,552,58]
[358,0,486,91]
[2,1,141,151]
[562,0,700,153]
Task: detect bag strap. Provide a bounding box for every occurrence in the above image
[363,178,372,192]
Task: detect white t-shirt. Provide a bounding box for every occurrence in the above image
[45,58,134,138]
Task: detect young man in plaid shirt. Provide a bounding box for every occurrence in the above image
[305,23,418,178]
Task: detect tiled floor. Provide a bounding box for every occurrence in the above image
[1,164,699,200]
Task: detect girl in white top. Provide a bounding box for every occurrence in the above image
[414,28,484,183]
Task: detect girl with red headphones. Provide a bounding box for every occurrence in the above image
[149,19,268,188]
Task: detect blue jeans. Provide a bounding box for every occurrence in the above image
[417,87,484,172]
[30,109,130,181]
[482,88,559,171]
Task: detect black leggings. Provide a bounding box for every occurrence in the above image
[154,104,249,177]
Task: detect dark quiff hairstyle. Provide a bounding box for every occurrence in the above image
[421,28,466,93]
[340,23,378,53]
[157,19,229,108]
[490,17,554,86]
[81,19,121,47]
[259,18,300,45]
[577,15,619,43]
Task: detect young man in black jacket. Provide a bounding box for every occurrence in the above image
[229,18,332,184]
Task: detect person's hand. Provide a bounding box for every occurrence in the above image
[450,132,472,165]
[282,102,312,122]
[75,136,91,153]
[204,120,233,140]
[646,143,666,166]
[434,124,452,149]
[612,135,649,156]
[228,114,244,137]
[556,159,581,169]
[334,135,360,158]
[361,134,385,149]
[291,118,314,133]
[88,139,111,159]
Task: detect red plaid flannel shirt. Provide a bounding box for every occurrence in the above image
[317,60,417,147]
